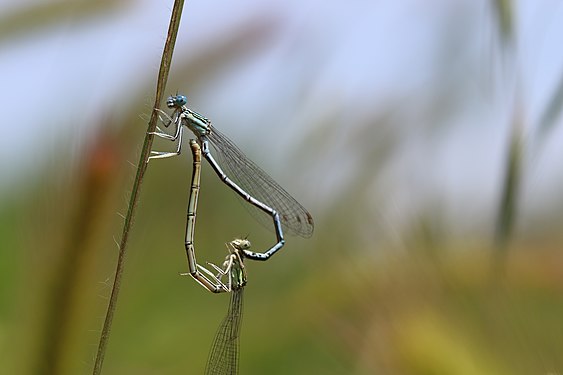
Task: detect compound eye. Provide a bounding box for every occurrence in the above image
[177,95,188,106]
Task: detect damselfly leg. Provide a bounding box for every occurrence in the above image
[148,109,184,160]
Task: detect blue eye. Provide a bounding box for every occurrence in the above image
[176,95,188,106]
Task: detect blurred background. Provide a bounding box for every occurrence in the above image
[1,0,563,374]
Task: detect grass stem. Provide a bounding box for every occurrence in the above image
[92,1,185,373]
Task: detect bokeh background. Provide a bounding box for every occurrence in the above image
[2,0,563,374]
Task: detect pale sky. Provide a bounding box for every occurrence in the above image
[1,0,562,231]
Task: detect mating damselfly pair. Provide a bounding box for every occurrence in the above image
[149,94,314,373]
[150,94,314,287]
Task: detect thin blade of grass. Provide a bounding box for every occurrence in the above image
[491,0,514,47]
[92,1,185,374]
[536,69,563,143]
[493,103,524,277]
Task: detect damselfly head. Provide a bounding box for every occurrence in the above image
[166,95,188,109]
[230,238,251,251]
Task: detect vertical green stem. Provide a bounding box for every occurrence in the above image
[493,106,523,277]
[92,1,185,374]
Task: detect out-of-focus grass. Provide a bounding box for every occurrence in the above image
[296,241,563,375]
[492,0,514,47]
[0,0,132,42]
[4,172,563,374]
[493,102,523,276]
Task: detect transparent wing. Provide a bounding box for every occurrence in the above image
[207,125,314,238]
[205,288,244,375]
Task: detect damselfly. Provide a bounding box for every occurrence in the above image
[149,95,314,261]
[204,239,247,375]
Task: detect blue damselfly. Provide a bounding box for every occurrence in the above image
[150,95,314,261]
